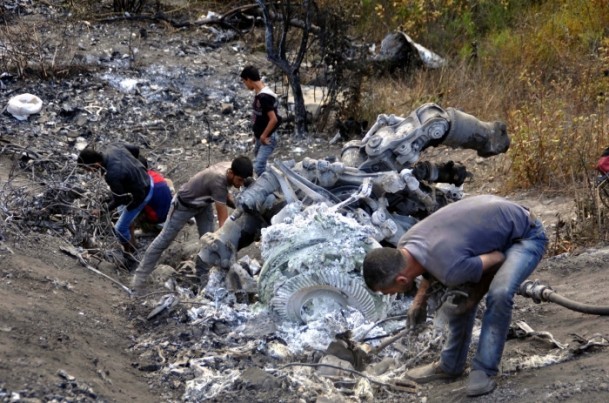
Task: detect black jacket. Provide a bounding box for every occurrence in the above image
[102,144,150,211]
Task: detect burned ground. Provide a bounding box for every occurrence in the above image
[2,3,609,403]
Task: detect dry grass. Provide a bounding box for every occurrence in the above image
[354,0,609,248]
[0,18,85,79]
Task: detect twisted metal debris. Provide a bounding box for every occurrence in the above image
[198,103,510,322]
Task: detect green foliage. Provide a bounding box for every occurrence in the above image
[506,68,609,189]
[355,0,609,187]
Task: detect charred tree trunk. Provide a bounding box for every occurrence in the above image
[256,0,313,138]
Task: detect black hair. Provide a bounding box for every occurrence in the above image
[240,65,261,82]
[363,247,406,291]
[77,148,103,165]
[231,155,254,178]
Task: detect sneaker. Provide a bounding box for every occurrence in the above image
[131,274,147,297]
[404,361,461,384]
[466,370,496,397]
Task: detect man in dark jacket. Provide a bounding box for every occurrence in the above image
[77,144,153,263]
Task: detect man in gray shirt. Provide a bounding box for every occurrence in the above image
[131,156,253,295]
[363,195,547,397]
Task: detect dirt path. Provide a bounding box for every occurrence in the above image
[0,237,177,401]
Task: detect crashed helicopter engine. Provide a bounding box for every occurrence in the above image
[197,103,510,322]
[257,203,391,323]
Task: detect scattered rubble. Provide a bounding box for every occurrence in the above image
[2,3,609,403]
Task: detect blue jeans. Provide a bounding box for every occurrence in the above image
[253,133,277,176]
[134,196,214,278]
[439,219,548,376]
[115,177,154,243]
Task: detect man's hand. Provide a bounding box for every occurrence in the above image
[260,135,270,145]
[90,202,109,218]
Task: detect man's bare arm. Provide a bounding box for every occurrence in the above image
[260,110,278,145]
[452,251,506,315]
[215,202,228,227]
[480,251,505,273]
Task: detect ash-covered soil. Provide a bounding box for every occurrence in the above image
[2,3,609,403]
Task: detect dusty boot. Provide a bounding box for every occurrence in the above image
[404,361,462,384]
[466,370,496,397]
[121,242,139,272]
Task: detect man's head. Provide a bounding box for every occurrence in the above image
[240,65,260,90]
[228,155,253,188]
[77,148,103,170]
[363,247,413,294]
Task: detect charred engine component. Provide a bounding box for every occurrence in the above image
[196,198,287,273]
[236,159,455,219]
[413,160,469,187]
[257,204,391,323]
[443,107,509,157]
[374,31,446,71]
[340,103,509,172]
[199,156,468,275]
[197,210,266,272]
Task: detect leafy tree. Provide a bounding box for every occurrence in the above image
[256,0,369,136]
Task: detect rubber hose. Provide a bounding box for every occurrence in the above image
[546,292,609,315]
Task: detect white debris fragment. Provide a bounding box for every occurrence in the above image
[7,93,43,120]
[183,364,241,400]
[119,78,140,93]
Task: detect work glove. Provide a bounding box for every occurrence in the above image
[407,301,427,328]
[441,289,475,316]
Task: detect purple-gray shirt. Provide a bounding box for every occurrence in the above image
[177,162,230,208]
[398,195,534,286]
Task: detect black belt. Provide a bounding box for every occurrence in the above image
[177,195,199,209]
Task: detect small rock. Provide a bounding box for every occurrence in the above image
[238,367,280,390]
[221,102,233,114]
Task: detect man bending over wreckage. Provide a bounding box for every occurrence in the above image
[363,195,547,397]
[78,144,153,269]
[131,156,253,296]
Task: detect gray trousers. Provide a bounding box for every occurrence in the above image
[134,197,214,278]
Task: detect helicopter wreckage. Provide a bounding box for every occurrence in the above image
[196,103,510,322]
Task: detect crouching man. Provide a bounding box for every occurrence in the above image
[130,156,253,296]
[362,195,547,397]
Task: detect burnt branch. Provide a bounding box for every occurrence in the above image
[0,141,124,263]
